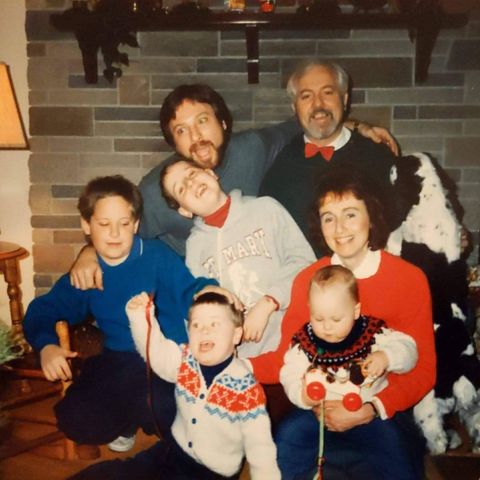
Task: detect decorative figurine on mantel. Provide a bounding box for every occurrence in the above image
[297,0,340,15]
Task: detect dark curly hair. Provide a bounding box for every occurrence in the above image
[159,84,233,150]
[309,167,390,255]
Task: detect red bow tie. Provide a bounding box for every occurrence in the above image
[305,143,335,161]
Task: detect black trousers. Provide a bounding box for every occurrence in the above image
[55,349,176,445]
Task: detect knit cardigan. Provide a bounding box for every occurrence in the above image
[129,307,281,480]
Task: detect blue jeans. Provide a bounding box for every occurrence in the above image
[274,407,425,480]
[55,349,176,444]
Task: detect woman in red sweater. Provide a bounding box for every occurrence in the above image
[250,167,435,479]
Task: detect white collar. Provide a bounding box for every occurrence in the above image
[303,126,351,151]
[331,249,381,279]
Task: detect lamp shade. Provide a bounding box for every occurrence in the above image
[0,63,28,149]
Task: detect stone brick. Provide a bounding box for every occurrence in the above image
[34,274,53,288]
[445,137,480,167]
[367,87,463,105]
[458,182,480,200]
[255,105,293,122]
[95,107,159,122]
[28,136,50,152]
[124,58,196,75]
[253,88,290,106]
[259,40,316,57]
[52,185,83,198]
[317,40,413,57]
[447,40,480,70]
[199,58,279,73]
[351,29,406,40]
[394,106,417,119]
[30,184,52,214]
[465,120,480,134]
[54,230,85,244]
[465,72,480,104]
[349,107,392,129]
[27,43,46,57]
[51,198,78,215]
[29,90,48,105]
[48,89,118,105]
[140,32,218,56]
[79,154,142,169]
[114,138,167,153]
[33,244,74,273]
[32,229,52,244]
[119,75,150,105]
[141,153,172,171]
[397,136,444,155]
[30,107,94,136]
[393,120,463,136]
[48,137,113,153]
[461,168,480,183]
[69,75,117,89]
[419,105,480,119]
[28,57,68,89]
[47,41,82,58]
[31,215,79,229]
[29,154,79,183]
[95,121,160,137]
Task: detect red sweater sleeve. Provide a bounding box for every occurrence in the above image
[370,255,436,417]
[250,259,328,384]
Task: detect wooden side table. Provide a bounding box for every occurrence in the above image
[0,242,28,345]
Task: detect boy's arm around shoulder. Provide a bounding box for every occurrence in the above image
[239,374,281,480]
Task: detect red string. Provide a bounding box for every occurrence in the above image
[145,292,163,438]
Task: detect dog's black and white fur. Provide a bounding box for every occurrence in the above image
[386,152,480,454]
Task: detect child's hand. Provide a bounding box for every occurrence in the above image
[40,344,77,382]
[301,377,321,407]
[195,285,244,312]
[70,245,103,291]
[243,296,275,343]
[362,351,389,379]
[126,292,151,312]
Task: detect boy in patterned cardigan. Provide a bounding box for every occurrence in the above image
[131,290,280,479]
[280,265,419,479]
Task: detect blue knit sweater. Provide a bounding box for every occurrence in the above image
[24,236,216,352]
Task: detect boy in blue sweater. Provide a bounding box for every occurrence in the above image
[23,175,220,452]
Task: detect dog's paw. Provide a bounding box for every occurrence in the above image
[427,430,449,455]
[446,429,462,450]
[454,376,477,410]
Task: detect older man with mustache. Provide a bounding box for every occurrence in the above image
[260,59,398,256]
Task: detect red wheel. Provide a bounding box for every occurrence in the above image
[343,392,362,411]
[306,381,326,401]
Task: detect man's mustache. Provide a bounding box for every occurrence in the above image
[309,108,332,120]
[190,140,215,155]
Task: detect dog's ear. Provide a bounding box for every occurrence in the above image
[388,155,423,229]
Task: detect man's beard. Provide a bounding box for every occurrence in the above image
[189,138,228,170]
[305,108,342,141]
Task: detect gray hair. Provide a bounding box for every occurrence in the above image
[286,59,350,101]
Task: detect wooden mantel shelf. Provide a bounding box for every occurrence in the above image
[50,7,468,84]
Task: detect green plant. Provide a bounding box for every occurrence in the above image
[0,321,21,365]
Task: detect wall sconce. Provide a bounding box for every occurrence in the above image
[0,63,29,150]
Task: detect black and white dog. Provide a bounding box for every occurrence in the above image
[387,152,480,454]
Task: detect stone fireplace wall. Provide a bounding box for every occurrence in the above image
[26,0,480,295]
